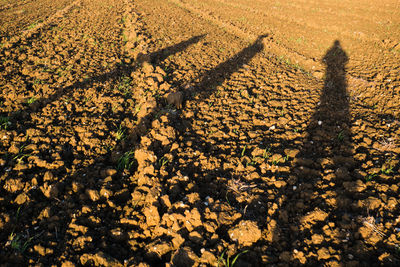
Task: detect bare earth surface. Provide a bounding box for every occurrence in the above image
[1,0,400,266]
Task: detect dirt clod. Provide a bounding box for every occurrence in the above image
[167,91,183,109]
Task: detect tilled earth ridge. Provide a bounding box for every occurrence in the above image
[0,0,400,266]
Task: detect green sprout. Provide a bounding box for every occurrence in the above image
[263,147,271,159]
[26,96,37,104]
[115,125,126,141]
[365,172,377,182]
[337,130,345,141]
[26,19,42,30]
[241,145,247,157]
[13,143,31,164]
[381,159,394,174]
[7,232,34,253]
[218,249,249,267]
[117,76,132,96]
[158,156,169,168]
[0,116,11,130]
[117,151,135,170]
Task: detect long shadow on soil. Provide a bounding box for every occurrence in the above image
[52,34,269,265]
[139,35,269,265]
[3,32,392,266]
[0,35,206,265]
[263,40,378,265]
[1,34,206,121]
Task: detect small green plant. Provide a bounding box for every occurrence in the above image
[246,156,258,167]
[218,249,249,267]
[0,116,11,130]
[63,97,72,104]
[15,206,22,221]
[337,130,345,141]
[13,143,31,164]
[238,16,246,23]
[296,37,305,44]
[241,145,247,157]
[158,156,169,168]
[122,32,128,43]
[263,147,271,159]
[134,104,141,115]
[7,232,34,253]
[101,144,114,154]
[381,159,394,174]
[117,151,135,170]
[83,96,92,104]
[115,124,126,141]
[33,79,42,85]
[26,96,37,104]
[271,158,280,166]
[26,19,42,30]
[365,172,377,182]
[117,76,132,96]
[381,165,394,175]
[112,104,119,113]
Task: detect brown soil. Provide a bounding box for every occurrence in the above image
[0,0,73,40]
[1,0,399,266]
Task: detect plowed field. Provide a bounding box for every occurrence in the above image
[1,0,400,266]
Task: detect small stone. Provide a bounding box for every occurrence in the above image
[167,91,183,109]
[143,205,160,226]
[33,245,46,256]
[100,188,113,199]
[317,247,330,260]
[14,193,29,204]
[86,189,100,202]
[311,234,324,244]
[105,169,117,177]
[200,250,217,265]
[365,196,381,210]
[284,148,300,158]
[160,195,171,208]
[228,220,261,246]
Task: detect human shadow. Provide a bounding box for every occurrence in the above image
[267,40,366,265]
